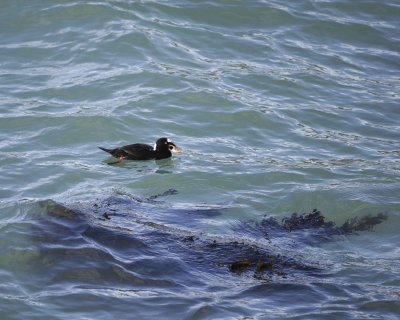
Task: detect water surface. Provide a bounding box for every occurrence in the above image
[1,1,399,319]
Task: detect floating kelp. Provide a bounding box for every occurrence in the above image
[39,191,388,280]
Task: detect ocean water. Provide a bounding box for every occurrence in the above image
[1,0,400,319]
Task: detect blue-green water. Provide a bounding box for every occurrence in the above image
[1,1,400,319]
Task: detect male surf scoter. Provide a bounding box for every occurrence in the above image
[99,137,181,162]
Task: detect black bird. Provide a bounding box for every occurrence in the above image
[99,137,181,162]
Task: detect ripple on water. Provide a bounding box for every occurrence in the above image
[1,0,400,319]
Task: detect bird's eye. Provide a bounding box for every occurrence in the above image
[169,145,174,150]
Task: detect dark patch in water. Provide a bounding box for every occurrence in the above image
[38,191,388,281]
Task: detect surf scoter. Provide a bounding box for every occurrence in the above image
[99,137,181,162]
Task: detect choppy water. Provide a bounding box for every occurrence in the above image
[1,1,400,319]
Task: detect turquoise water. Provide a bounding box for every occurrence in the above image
[1,1,400,319]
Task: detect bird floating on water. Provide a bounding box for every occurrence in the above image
[99,137,181,163]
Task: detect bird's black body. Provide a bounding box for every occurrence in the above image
[99,137,181,161]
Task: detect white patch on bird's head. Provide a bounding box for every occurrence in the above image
[154,137,170,150]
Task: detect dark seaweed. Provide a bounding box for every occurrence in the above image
[341,212,388,233]
[40,194,388,280]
